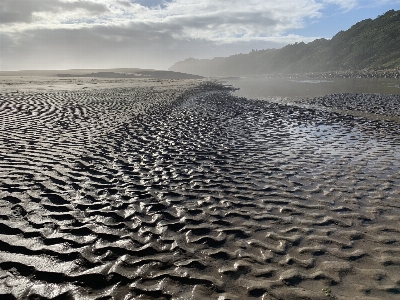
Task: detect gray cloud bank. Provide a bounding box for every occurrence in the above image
[0,0,108,24]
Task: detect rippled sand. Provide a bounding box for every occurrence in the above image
[0,78,400,300]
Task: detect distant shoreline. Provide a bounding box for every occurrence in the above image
[0,68,203,80]
[226,68,400,80]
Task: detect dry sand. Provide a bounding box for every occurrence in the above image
[0,76,400,299]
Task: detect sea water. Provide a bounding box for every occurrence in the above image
[224,77,400,99]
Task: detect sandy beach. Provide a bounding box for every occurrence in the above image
[0,76,400,299]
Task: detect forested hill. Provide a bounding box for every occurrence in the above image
[169,9,400,77]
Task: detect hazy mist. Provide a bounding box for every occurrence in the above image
[0,0,398,71]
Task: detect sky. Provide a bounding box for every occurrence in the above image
[1,0,399,71]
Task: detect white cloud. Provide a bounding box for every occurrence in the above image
[322,0,359,11]
[1,0,324,42]
[322,0,400,11]
[1,1,391,39]
[0,0,109,24]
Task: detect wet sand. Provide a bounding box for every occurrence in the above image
[0,77,400,299]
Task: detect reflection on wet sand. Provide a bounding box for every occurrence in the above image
[0,79,399,299]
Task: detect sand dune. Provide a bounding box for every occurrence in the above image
[0,78,399,299]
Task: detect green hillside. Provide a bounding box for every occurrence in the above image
[169,10,400,76]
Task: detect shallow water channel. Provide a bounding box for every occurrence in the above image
[224,77,400,99]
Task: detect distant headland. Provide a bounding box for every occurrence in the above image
[169,9,400,78]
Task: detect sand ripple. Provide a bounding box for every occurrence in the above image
[0,83,400,299]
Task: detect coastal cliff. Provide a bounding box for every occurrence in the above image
[169,9,400,76]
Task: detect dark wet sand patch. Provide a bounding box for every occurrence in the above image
[0,79,400,299]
